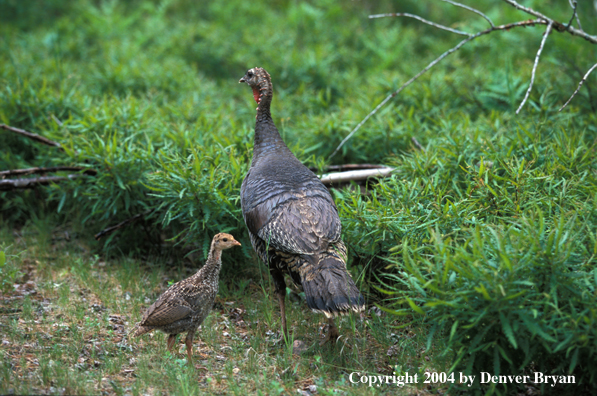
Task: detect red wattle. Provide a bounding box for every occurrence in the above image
[252,87,260,104]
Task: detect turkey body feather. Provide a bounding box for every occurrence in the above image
[239,67,364,343]
[132,233,240,362]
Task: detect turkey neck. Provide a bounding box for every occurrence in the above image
[200,243,223,283]
[252,82,292,162]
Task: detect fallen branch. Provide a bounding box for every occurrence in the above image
[0,166,97,178]
[0,124,63,150]
[0,175,83,191]
[94,210,153,241]
[329,1,597,158]
[319,167,394,186]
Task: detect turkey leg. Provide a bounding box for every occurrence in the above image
[277,289,288,340]
[167,334,177,353]
[271,270,289,340]
[320,317,339,346]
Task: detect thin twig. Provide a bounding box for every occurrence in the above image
[439,0,494,28]
[516,22,553,114]
[559,62,597,111]
[501,0,597,43]
[94,210,153,241]
[566,0,578,29]
[369,13,470,36]
[0,175,83,191]
[0,124,63,150]
[0,166,97,178]
[412,137,426,152]
[568,0,583,31]
[329,19,545,159]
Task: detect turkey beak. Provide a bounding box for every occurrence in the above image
[239,76,246,83]
[233,240,241,246]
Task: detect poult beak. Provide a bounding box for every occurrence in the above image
[233,240,241,246]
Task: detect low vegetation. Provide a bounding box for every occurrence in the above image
[1,226,443,395]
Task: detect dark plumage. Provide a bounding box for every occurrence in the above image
[132,233,241,361]
[239,67,365,344]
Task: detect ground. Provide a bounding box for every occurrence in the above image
[0,225,448,396]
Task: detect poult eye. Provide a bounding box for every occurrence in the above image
[223,238,228,242]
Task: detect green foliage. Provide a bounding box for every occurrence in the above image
[146,143,248,259]
[382,219,596,394]
[338,116,597,393]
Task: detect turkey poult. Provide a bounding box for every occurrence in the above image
[132,233,241,362]
[239,67,365,344]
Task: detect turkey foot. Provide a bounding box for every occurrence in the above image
[320,317,339,346]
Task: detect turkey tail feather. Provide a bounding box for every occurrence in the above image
[300,255,365,318]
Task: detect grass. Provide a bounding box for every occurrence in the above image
[0,225,448,395]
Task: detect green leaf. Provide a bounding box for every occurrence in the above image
[406,297,425,315]
[500,312,517,349]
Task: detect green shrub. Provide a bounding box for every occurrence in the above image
[382,215,596,394]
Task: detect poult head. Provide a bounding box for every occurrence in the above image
[239,67,271,105]
[212,233,241,250]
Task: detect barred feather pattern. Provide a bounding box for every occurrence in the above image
[132,233,240,342]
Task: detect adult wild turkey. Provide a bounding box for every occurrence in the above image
[132,233,241,362]
[239,67,365,344]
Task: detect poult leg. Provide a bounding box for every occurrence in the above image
[167,334,177,353]
[320,317,339,346]
[185,331,195,364]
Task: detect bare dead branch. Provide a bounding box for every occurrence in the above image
[369,13,470,36]
[332,0,597,157]
[516,22,553,114]
[329,19,545,159]
[559,62,597,111]
[501,0,597,43]
[94,210,153,241]
[439,0,494,28]
[0,124,63,150]
[0,166,97,178]
[0,175,83,191]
